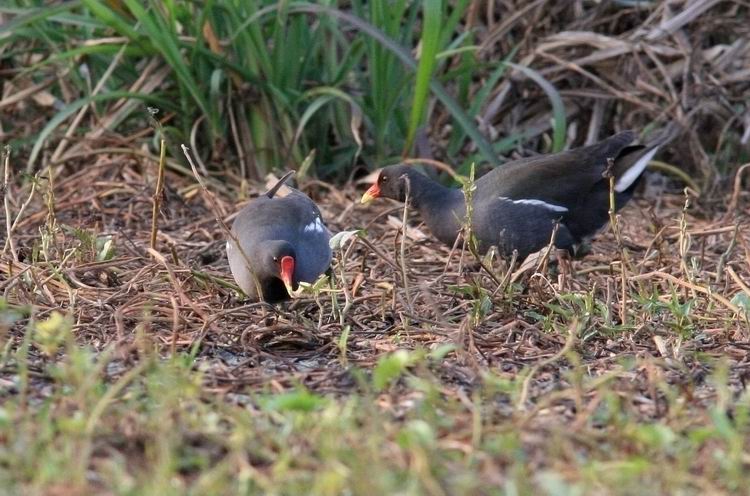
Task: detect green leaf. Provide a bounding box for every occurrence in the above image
[242,3,501,167]
[428,344,456,361]
[293,95,336,149]
[80,0,141,41]
[121,0,218,133]
[329,230,363,250]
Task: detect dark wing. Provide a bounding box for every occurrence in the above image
[281,190,332,283]
[472,196,576,257]
[476,131,637,208]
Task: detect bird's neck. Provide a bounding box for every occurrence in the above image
[407,174,466,246]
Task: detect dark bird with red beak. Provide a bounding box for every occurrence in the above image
[227,171,332,303]
[362,130,667,259]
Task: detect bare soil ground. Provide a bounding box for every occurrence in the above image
[2,151,749,493]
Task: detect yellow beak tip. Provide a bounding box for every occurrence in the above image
[360,193,375,204]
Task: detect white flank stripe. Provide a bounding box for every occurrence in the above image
[500,197,568,213]
[614,146,659,193]
[304,217,326,234]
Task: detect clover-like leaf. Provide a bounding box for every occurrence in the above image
[329,229,363,250]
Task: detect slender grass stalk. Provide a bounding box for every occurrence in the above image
[26,91,168,173]
[399,176,414,313]
[149,137,167,253]
[517,319,578,411]
[2,147,16,263]
[604,158,630,326]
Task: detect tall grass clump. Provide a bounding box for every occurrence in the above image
[2,1,747,185]
[1,0,515,181]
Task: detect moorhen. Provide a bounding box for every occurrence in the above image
[361,130,663,258]
[227,171,332,303]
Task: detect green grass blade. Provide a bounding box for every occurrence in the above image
[437,0,470,49]
[293,95,335,149]
[27,92,169,172]
[0,1,82,37]
[285,3,499,167]
[505,62,567,152]
[79,0,141,41]
[119,0,217,133]
[447,46,519,156]
[404,0,442,156]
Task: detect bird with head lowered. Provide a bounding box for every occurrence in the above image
[227,171,332,303]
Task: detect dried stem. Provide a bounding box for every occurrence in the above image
[517,319,579,410]
[3,175,39,257]
[630,271,741,315]
[2,146,17,262]
[604,157,629,325]
[399,175,414,313]
[181,144,263,301]
[149,138,167,253]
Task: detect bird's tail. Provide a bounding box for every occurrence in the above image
[613,123,682,193]
[264,170,296,198]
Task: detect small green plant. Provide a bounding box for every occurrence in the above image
[372,348,419,392]
[33,310,72,357]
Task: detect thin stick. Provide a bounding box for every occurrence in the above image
[604,157,629,325]
[170,295,180,357]
[181,144,262,300]
[491,249,518,298]
[629,270,741,314]
[517,319,578,410]
[50,42,130,163]
[149,138,167,253]
[727,162,750,216]
[442,230,464,276]
[1,146,17,262]
[401,158,463,180]
[336,237,358,326]
[399,175,414,313]
[358,237,401,272]
[534,221,561,274]
[678,189,697,298]
[727,265,750,292]
[3,174,39,256]
[147,247,209,322]
[189,116,210,176]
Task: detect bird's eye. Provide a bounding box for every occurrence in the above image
[381,176,388,183]
[273,256,278,262]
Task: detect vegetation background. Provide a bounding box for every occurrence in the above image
[1,1,749,494]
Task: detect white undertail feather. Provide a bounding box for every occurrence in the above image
[614,146,659,193]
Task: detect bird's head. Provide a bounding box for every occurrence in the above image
[262,240,297,295]
[360,165,415,204]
